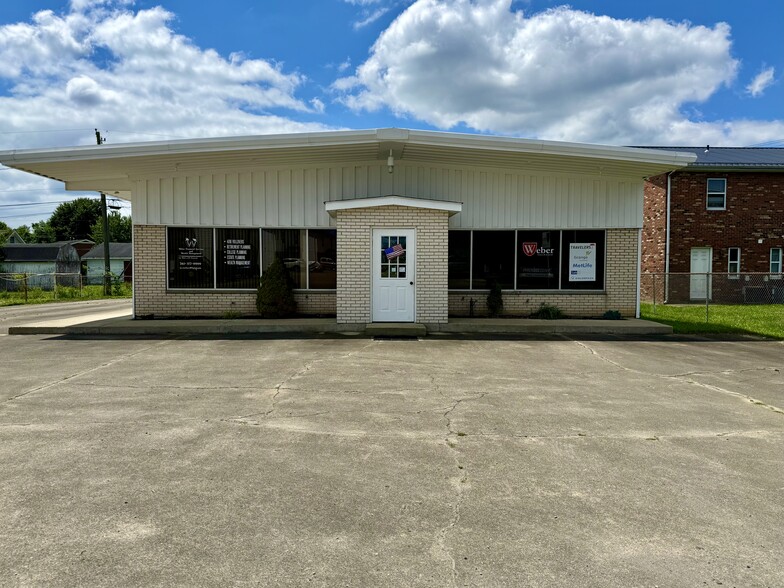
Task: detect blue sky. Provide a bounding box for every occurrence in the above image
[0,0,782,227]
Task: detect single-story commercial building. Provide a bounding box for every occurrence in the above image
[0,129,694,324]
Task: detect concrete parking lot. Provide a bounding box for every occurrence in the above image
[1,333,782,587]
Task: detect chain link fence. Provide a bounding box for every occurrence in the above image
[0,272,83,293]
[642,272,784,310]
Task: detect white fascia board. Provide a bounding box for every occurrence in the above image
[404,129,698,167]
[0,127,696,168]
[325,195,462,217]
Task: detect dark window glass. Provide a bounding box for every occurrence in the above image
[561,230,605,290]
[448,231,471,289]
[472,231,515,289]
[517,230,560,289]
[216,228,260,289]
[262,229,305,288]
[168,227,214,289]
[308,229,337,289]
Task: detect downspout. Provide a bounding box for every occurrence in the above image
[636,228,642,318]
[664,171,674,303]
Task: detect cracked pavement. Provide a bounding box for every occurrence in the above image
[1,334,783,587]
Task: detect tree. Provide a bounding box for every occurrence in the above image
[48,197,102,241]
[0,221,10,243]
[30,220,56,243]
[90,212,132,244]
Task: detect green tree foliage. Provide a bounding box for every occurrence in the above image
[256,257,297,318]
[48,197,102,241]
[0,221,10,243]
[30,220,57,243]
[90,212,132,244]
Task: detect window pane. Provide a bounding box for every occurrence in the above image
[517,230,560,289]
[216,228,260,289]
[707,178,726,193]
[262,229,305,288]
[561,230,605,290]
[168,227,214,289]
[472,231,515,289]
[308,229,337,289]
[448,231,471,289]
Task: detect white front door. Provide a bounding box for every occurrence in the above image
[372,229,415,322]
[690,247,712,300]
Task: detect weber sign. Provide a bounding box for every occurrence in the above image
[522,242,555,256]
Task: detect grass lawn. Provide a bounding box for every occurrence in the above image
[0,284,132,307]
[641,302,784,339]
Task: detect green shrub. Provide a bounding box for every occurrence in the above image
[530,303,564,320]
[602,309,622,320]
[486,280,503,317]
[256,257,297,318]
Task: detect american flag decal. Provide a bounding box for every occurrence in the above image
[384,243,405,260]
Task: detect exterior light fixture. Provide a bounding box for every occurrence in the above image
[387,150,394,174]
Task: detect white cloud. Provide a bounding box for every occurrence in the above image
[746,66,775,97]
[335,0,784,145]
[0,1,329,152]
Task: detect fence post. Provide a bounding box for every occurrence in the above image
[705,272,709,323]
[23,273,28,302]
[652,273,657,312]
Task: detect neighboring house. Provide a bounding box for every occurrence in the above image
[641,147,784,302]
[5,230,26,244]
[58,239,96,258]
[0,243,81,289]
[0,129,694,322]
[82,242,133,284]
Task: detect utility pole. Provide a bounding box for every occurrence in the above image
[96,129,111,295]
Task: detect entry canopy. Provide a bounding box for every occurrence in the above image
[0,128,697,198]
[325,195,462,217]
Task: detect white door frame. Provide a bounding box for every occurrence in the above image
[372,228,416,322]
[690,247,713,300]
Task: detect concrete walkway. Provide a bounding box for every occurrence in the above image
[8,310,672,337]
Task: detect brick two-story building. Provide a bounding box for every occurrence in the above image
[642,147,784,302]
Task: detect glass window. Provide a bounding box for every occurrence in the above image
[308,229,337,289]
[448,231,471,289]
[472,231,515,289]
[707,178,727,210]
[517,230,560,289]
[168,227,214,289]
[380,235,407,279]
[561,230,605,290]
[262,229,306,288]
[771,248,782,275]
[727,247,740,278]
[216,228,260,289]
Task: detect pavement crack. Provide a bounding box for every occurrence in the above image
[3,338,178,404]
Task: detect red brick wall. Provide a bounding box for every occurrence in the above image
[643,171,784,274]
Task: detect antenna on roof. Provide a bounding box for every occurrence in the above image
[704,145,710,153]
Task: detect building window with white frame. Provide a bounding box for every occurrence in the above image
[727,247,740,278]
[771,248,782,277]
[707,178,727,210]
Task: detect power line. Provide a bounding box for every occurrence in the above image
[0,200,76,208]
[0,128,95,135]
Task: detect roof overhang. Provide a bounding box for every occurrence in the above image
[325,195,462,217]
[0,128,697,199]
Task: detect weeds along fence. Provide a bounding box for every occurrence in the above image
[0,272,82,292]
[641,272,784,320]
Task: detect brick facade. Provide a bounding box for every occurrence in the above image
[135,222,638,320]
[132,225,335,318]
[449,228,639,318]
[335,205,449,324]
[643,171,784,275]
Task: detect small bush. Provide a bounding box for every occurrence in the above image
[602,310,622,320]
[256,257,297,318]
[529,303,564,320]
[486,280,503,317]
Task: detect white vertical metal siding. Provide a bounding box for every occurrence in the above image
[132,163,643,228]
